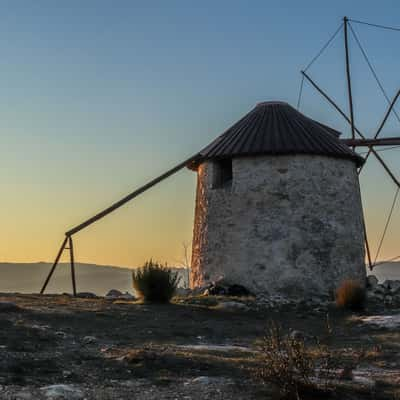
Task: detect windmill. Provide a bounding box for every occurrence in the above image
[40,16,400,296]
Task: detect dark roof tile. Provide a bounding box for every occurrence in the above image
[191,102,364,168]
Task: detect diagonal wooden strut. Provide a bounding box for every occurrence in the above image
[359,88,400,169]
[40,237,68,294]
[357,176,373,270]
[301,71,400,189]
[66,154,200,237]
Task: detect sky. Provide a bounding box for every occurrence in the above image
[1,0,399,267]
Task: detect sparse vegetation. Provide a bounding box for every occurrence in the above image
[257,323,339,399]
[132,260,180,303]
[336,280,366,311]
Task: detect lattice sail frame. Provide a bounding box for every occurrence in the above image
[298,16,400,271]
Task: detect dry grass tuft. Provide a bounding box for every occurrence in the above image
[257,323,340,399]
[132,260,180,304]
[335,280,366,311]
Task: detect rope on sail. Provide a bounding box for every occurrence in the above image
[374,186,400,265]
[303,23,344,72]
[349,23,400,124]
[349,18,400,33]
[296,74,305,110]
[373,254,400,267]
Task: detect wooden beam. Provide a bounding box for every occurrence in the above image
[40,237,68,294]
[341,137,400,147]
[302,71,400,188]
[66,153,200,236]
[359,88,400,168]
[344,16,356,146]
[69,236,77,296]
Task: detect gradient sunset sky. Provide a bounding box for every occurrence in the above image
[1,0,399,267]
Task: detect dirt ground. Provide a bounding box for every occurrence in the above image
[0,293,399,399]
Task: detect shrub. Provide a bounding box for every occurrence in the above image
[258,323,316,399]
[257,323,339,399]
[132,260,180,303]
[335,279,366,311]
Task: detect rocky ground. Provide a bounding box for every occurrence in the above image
[0,288,400,399]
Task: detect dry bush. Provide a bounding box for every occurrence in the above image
[335,280,366,311]
[257,323,338,399]
[132,260,180,303]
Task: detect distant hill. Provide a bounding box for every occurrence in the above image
[369,261,400,282]
[0,261,397,296]
[0,262,189,296]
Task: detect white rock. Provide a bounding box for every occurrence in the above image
[187,376,233,385]
[175,287,191,297]
[40,384,84,399]
[82,336,97,344]
[390,281,400,293]
[191,376,212,385]
[289,330,304,341]
[382,280,392,289]
[366,275,378,289]
[352,376,376,387]
[105,289,123,298]
[385,295,393,305]
[0,301,20,312]
[374,284,386,294]
[76,292,97,299]
[15,392,33,400]
[360,315,400,329]
[214,301,249,311]
[367,292,384,301]
[118,292,135,300]
[177,344,254,353]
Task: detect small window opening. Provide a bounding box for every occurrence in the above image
[212,159,233,188]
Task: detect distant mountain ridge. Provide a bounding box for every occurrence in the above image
[0,261,398,296]
[0,262,189,296]
[369,261,400,283]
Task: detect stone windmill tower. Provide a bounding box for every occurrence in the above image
[188,101,366,298]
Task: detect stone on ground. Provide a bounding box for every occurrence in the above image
[40,384,84,399]
[0,301,20,312]
[105,289,123,298]
[366,275,378,289]
[214,301,249,311]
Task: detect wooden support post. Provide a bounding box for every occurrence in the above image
[68,236,77,296]
[40,237,68,294]
[364,223,373,270]
[344,16,356,146]
[358,177,374,270]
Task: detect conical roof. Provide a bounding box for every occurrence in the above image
[190,101,364,168]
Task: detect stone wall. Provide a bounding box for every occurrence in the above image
[190,155,366,298]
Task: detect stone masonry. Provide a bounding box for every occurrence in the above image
[190,155,366,298]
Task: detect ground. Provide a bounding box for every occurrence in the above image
[0,293,399,399]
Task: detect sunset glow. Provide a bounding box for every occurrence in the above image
[1,1,399,267]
